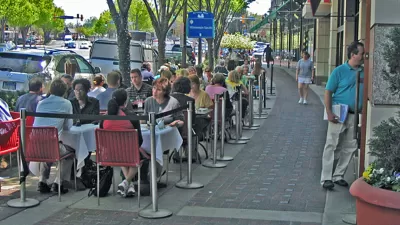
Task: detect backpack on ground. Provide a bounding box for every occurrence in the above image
[81,158,113,197]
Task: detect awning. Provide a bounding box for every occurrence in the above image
[249,0,291,33]
[303,0,331,19]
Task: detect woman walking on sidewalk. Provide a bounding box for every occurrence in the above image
[296,52,314,104]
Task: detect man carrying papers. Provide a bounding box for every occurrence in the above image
[321,41,364,190]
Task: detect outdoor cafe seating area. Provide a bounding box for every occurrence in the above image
[0,71,273,219]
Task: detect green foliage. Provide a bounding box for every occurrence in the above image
[7,0,39,28]
[0,91,27,110]
[382,27,400,95]
[128,0,153,31]
[368,112,400,172]
[363,163,400,192]
[94,10,115,36]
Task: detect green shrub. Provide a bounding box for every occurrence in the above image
[0,91,27,111]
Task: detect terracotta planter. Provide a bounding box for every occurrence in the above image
[350,178,400,225]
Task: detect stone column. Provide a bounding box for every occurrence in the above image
[364,0,400,167]
[328,0,338,74]
[342,0,356,63]
[314,18,330,85]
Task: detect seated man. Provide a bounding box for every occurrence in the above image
[15,78,43,112]
[34,79,75,194]
[96,71,121,110]
[70,78,100,124]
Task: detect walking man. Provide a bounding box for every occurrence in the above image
[263,44,273,68]
[321,41,364,189]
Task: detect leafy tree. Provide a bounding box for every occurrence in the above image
[41,5,65,44]
[95,10,116,38]
[128,0,153,31]
[7,0,39,47]
[142,0,184,64]
[107,0,133,85]
[382,27,400,95]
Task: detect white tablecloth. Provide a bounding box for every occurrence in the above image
[29,124,98,177]
[61,124,98,172]
[141,125,183,166]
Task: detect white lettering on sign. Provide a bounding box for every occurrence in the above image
[189,26,213,29]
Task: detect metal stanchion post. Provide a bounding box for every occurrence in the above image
[139,112,172,218]
[243,79,260,130]
[203,94,227,168]
[7,108,40,208]
[254,75,268,119]
[228,88,248,145]
[217,92,233,161]
[176,101,204,189]
[238,86,250,140]
[263,71,267,108]
[270,64,276,96]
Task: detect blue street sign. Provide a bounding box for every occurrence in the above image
[187,11,215,38]
[248,16,255,21]
[59,15,75,19]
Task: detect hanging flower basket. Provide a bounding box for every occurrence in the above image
[221,33,255,50]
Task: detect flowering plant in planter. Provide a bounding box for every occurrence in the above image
[363,112,400,192]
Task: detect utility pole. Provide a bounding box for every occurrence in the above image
[182,1,187,68]
[198,0,202,65]
[288,0,292,68]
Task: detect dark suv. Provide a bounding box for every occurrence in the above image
[0,49,101,92]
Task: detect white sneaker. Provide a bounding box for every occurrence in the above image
[298,98,303,104]
[126,183,136,197]
[117,180,128,197]
[303,100,308,105]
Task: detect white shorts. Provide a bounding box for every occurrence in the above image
[298,77,312,84]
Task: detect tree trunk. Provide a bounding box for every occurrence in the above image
[207,38,214,69]
[43,30,51,44]
[21,27,29,48]
[117,28,132,86]
[0,19,5,43]
[157,32,167,65]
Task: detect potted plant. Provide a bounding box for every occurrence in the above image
[350,112,400,224]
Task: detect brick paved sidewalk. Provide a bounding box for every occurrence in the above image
[31,68,327,225]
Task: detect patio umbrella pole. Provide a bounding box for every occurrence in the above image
[139,112,172,218]
[7,108,40,208]
[176,101,204,189]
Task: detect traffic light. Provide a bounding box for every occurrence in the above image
[77,14,79,19]
[80,14,84,21]
[242,15,245,24]
[4,24,8,31]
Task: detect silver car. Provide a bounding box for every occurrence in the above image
[0,49,101,92]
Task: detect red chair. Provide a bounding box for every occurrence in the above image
[0,118,20,167]
[23,126,76,202]
[95,128,143,207]
[9,112,34,126]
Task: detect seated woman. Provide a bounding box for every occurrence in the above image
[100,89,143,197]
[225,71,249,118]
[171,77,195,118]
[70,78,100,124]
[88,74,106,98]
[205,73,233,117]
[144,77,184,127]
[188,75,214,110]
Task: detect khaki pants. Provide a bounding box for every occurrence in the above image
[39,143,74,185]
[320,114,357,184]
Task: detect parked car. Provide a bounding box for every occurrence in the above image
[89,39,158,76]
[67,41,76,49]
[80,41,89,49]
[0,49,101,92]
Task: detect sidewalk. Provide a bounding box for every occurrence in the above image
[0,67,355,225]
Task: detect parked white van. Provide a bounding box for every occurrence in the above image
[89,39,158,77]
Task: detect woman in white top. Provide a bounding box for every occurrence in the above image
[296,52,314,104]
[88,74,106,98]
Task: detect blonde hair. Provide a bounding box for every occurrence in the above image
[176,69,189,77]
[228,70,241,83]
[188,74,200,87]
